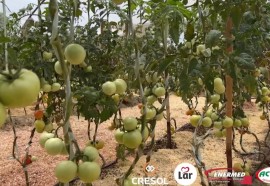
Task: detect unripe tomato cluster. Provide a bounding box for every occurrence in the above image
[259,86,270,103]
[34,110,54,133]
[189,108,250,138]
[210,77,225,105]
[102,78,127,96]
[142,72,165,121]
[39,133,67,155]
[40,78,61,93]
[114,117,145,149]
[39,130,102,183]
[54,159,101,184]
[102,78,128,106]
[112,72,166,150]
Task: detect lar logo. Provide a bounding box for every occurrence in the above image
[256,167,270,183]
[174,162,197,185]
[143,162,157,176]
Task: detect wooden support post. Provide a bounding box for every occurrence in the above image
[225,17,233,186]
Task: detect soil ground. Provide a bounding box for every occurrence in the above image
[0,95,269,186]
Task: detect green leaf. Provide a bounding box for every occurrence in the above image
[0,36,11,43]
[158,55,176,74]
[234,53,255,70]
[184,22,195,41]
[243,75,257,94]
[169,14,181,44]
[231,5,243,29]
[75,9,82,17]
[205,30,221,47]
[116,145,126,160]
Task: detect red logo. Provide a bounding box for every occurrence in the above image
[204,168,252,185]
[181,167,190,173]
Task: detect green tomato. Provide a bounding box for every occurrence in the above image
[39,132,54,148]
[51,82,61,92]
[123,129,142,149]
[213,121,222,129]
[210,94,220,104]
[205,109,213,117]
[43,51,53,60]
[55,160,77,183]
[240,118,249,127]
[190,115,202,127]
[144,107,157,120]
[261,87,269,96]
[112,94,120,104]
[222,117,233,128]
[83,146,99,161]
[42,84,51,93]
[84,65,92,72]
[147,95,157,105]
[94,140,105,149]
[146,72,158,84]
[102,81,116,96]
[0,69,40,108]
[0,103,7,128]
[54,61,63,75]
[233,119,242,127]
[123,117,138,131]
[114,79,127,94]
[64,44,86,65]
[44,123,54,132]
[78,162,101,183]
[44,138,64,155]
[214,77,223,87]
[155,113,163,121]
[114,129,124,144]
[202,117,212,127]
[151,72,158,83]
[153,87,166,97]
[196,44,205,55]
[144,87,151,96]
[34,120,45,133]
[214,84,225,94]
[211,112,219,121]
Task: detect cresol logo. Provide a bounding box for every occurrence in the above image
[256,167,270,183]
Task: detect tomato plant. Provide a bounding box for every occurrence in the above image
[1,0,270,185]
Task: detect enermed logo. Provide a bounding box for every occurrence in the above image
[256,167,270,183]
[174,162,197,185]
[131,162,169,185]
[204,168,252,185]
